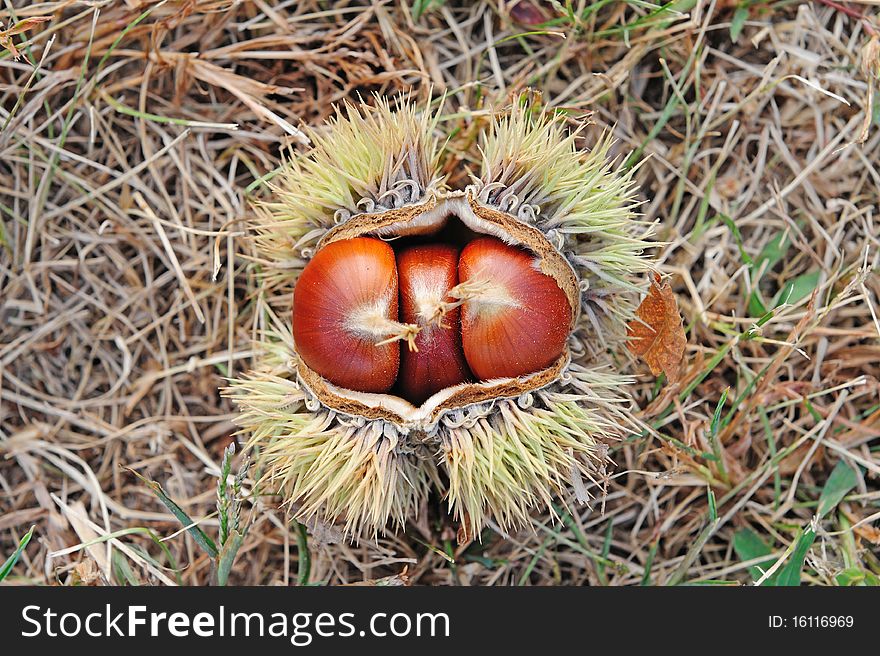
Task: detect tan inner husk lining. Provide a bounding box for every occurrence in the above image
[298,354,568,428]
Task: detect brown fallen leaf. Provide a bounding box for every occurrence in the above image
[0,16,51,61]
[627,274,687,383]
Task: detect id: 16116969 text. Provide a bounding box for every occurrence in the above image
[768,615,854,629]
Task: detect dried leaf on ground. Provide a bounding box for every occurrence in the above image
[627,274,687,383]
[0,16,50,60]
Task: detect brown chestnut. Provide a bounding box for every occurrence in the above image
[458,237,571,380]
[293,237,404,393]
[397,244,472,404]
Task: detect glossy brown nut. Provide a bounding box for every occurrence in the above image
[459,237,571,380]
[293,237,400,393]
[397,243,472,405]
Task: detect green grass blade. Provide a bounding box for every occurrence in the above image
[667,519,720,585]
[296,521,311,586]
[707,487,718,522]
[216,529,245,586]
[111,549,141,586]
[773,527,816,587]
[732,528,774,582]
[729,6,749,42]
[125,467,218,558]
[0,525,35,582]
[773,269,821,308]
[817,460,861,520]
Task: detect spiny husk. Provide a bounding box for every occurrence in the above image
[442,364,637,537]
[251,95,444,298]
[234,371,433,539]
[474,102,655,347]
[232,325,635,540]
[229,94,654,540]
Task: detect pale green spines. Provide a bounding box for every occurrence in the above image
[475,103,654,343]
[251,97,444,295]
[443,370,632,538]
[231,336,433,540]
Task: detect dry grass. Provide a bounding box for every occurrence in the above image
[1,0,878,586]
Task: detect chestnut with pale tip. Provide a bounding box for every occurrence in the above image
[292,236,415,394]
[458,237,572,380]
[397,243,472,405]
